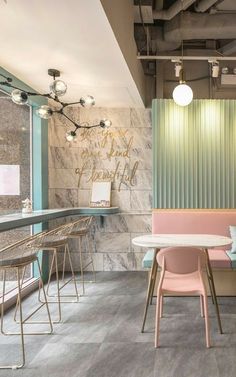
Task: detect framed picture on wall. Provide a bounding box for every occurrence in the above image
[90,181,111,208]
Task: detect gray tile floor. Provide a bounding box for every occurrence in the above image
[0,271,236,377]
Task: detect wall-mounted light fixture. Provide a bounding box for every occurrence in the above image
[0,69,112,141]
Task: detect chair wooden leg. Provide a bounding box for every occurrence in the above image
[160,295,163,318]
[141,249,158,333]
[200,295,204,317]
[203,293,210,348]
[155,292,162,348]
[150,262,158,305]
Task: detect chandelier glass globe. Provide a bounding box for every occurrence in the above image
[11,89,28,105]
[100,119,112,128]
[66,131,77,142]
[36,105,53,119]
[50,80,67,96]
[80,95,95,108]
[172,83,193,106]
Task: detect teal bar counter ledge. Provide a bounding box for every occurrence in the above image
[0,207,120,232]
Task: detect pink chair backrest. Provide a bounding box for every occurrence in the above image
[157,247,207,274]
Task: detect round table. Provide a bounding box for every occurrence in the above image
[132,234,232,333]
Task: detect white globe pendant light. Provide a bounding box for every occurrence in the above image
[172,64,193,106]
[173,82,193,106]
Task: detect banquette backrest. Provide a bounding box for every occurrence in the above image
[152,210,236,250]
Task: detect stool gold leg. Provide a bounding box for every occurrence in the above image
[0,269,7,336]
[16,267,26,368]
[65,244,79,302]
[62,245,67,282]
[36,259,53,333]
[78,236,85,295]
[0,268,26,369]
[85,234,96,283]
[55,251,62,322]
[46,251,55,297]
[13,266,26,322]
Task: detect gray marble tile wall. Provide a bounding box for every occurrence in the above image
[0,94,31,211]
[48,107,152,271]
[0,92,31,279]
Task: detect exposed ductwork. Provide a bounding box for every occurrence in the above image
[153,27,181,52]
[194,0,219,12]
[153,0,196,20]
[218,40,236,55]
[164,11,236,42]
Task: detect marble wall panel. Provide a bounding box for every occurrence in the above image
[49,147,83,169]
[111,190,131,211]
[62,252,104,272]
[49,168,80,189]
[48,119,71,147]
[77,189,91,207]
[95,214,151,234]
[103,252,146,271]
[94,232,130,253]
[127,128,152,150]
[124,214,152,233]
[130,108,151,128]
[49,188,78,208]
[48,107,152,271]
[130,190,152,211]
[130,147,152,170]
[130,170,152,191]
[80,108,131,128]
[95,215,129,233]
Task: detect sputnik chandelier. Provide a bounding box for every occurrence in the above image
[0,68,112,141]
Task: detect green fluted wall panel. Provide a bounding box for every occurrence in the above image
[152,99,236,209]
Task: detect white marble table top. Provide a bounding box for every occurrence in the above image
[132,234,232,249]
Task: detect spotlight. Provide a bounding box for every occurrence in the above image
[208,60,219,78]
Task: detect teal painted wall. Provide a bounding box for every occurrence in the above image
[152,99,236,209]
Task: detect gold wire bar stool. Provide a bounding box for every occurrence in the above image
[68,217,96,295]
[0,232,53,370]
[38,222,79,323]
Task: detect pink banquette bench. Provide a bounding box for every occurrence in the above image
[146,210,236,295]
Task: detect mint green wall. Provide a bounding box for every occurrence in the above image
[152,99,236,209]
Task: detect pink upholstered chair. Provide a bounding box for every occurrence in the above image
[155,247,210,348]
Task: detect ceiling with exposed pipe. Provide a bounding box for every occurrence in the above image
[133,0,236,103]
[134,0,236,64]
